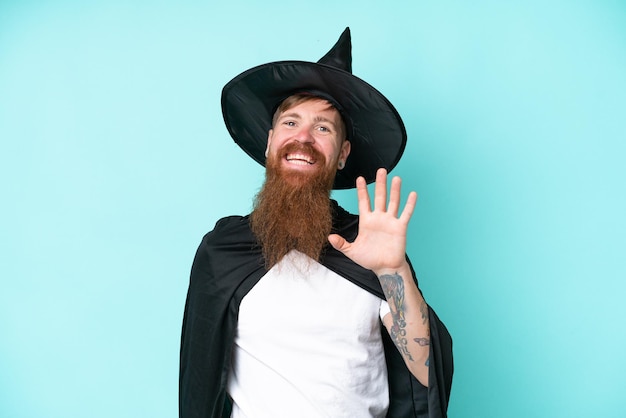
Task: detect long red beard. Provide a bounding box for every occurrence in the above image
[250,142,338,269]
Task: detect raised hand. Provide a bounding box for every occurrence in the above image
[329,168,430,385]
[328,168,417,274]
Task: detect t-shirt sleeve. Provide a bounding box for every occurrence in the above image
[379,299,390,321]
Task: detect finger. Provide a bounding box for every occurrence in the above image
[399,191,418,224]
[355,176,371,214]
[387,176,402,217]
[328,233,349,252]
[374,168,388,212]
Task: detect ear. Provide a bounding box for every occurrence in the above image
[338,140,351,165]
[265,129,273,158]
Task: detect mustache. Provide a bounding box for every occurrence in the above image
[278,141,326,165]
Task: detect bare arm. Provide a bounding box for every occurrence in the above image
[328,168,430,386]
[378,264,430,385]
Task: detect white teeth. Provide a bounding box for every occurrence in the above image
[288,160,310,165]
[286,153,314,164]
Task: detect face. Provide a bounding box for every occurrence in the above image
[265,98,351,176]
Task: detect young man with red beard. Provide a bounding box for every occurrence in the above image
[250,95,351,269]
[180,28,453,418]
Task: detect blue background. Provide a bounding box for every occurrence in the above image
[1,1,625,417]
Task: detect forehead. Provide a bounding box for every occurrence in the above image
[279,98,339,117]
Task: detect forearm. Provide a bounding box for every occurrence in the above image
[378,261,430,386]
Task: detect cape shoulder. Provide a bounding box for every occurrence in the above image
[205,215,254,244]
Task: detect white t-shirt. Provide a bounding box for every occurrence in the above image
[227,250,390,418]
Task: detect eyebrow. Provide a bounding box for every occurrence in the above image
[278,112,302,121]
[313,116,336,126]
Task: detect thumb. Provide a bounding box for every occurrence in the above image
[328,234,349,253]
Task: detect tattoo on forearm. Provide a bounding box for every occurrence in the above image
[420,299,429,325]
[380,273,414,362]
[416,299,431,352]
[414,337,430,346]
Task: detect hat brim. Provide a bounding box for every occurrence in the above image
[221,60,407,190]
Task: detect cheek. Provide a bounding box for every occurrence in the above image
[329,141,344,159]
[324,149,340,164]
[268,136,285,153]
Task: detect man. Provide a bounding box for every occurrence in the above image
[180,28,453,418]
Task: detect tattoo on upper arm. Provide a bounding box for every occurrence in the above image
[380,273,414,362]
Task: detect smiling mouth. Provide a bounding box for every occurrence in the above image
[285,153,315,165]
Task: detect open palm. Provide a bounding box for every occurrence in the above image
[328,168,417,274]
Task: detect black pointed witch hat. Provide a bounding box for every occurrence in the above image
[221,27,407,190]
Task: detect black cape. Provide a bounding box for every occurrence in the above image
[180,202,453,417]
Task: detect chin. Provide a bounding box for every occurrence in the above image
[279,169,316,187]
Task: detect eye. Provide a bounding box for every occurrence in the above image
[317,125,331,133]
[283,120,296,127]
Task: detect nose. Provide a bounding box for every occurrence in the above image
[293,125,314,144]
